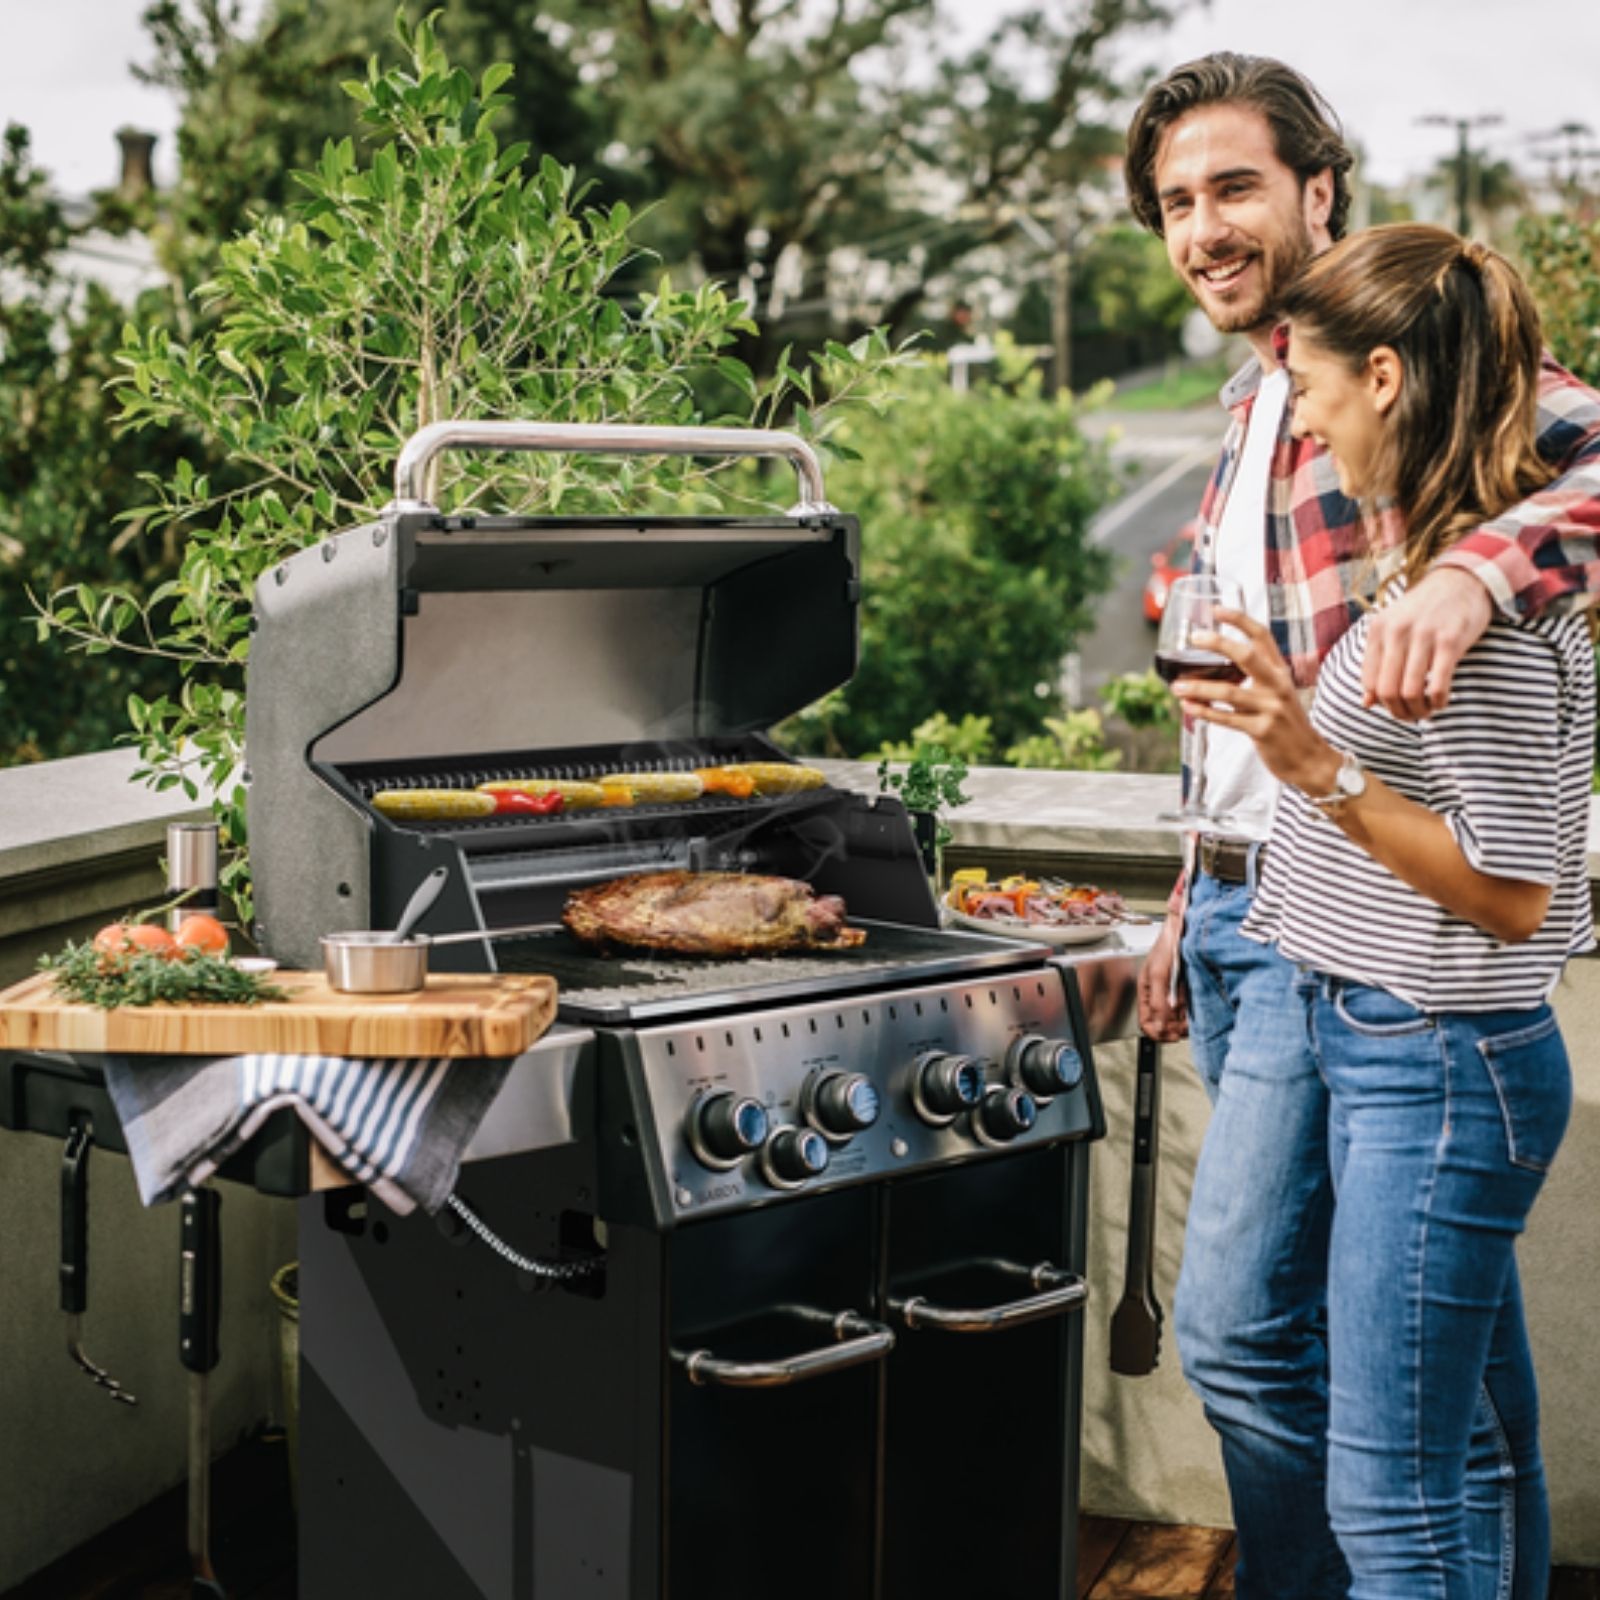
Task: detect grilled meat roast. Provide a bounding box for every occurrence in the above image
[564,871,867,956]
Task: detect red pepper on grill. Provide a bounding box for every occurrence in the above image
[491,789,565,816]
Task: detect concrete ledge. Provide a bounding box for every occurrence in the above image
[0,749,208,879]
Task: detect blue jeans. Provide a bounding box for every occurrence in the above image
[1176,871,1562,1600]
[1308,975,1567,1600]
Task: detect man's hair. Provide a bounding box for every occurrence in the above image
[1124,53,1354,241]
[1280,224,1550,585]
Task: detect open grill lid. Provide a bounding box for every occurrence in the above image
[244,422,872,967]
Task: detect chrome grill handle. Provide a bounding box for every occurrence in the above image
[674,1310,894,1388]
[889,1263,1087,1334]
[388,420,834,517]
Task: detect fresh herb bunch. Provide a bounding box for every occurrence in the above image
[41,943,286,1010]
[877,742,972,850]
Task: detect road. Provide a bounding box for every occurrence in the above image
[1073,407,1225,702]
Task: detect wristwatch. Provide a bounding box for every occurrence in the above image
[1305,749,1367,815]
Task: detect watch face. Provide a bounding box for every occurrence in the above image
[1337,758,1365,798]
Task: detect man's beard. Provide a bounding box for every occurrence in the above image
[1195,216,1315,336]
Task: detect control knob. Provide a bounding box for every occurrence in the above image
[1009,1034,1084,1100]
[912,1052,989,1126]
[975,1085,1039,1146]
[761,1126,831,1189]
[808,1071,881,1140]
[688,1091,769,1170]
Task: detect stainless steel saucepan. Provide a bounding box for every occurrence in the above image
[320,921,557,993]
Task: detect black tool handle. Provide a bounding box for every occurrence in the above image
[1109,1035,1164,1376]
[60,1117,92,1316]
[179,1188,223,1375]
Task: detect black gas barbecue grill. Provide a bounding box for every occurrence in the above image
[244,421,1113,1599]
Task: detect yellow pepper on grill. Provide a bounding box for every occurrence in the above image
[696,766,757,798]
[373,789,497,820]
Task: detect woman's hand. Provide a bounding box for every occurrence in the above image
[1175,608,1340,797]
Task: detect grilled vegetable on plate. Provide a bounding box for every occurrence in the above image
[943,871,1145,947]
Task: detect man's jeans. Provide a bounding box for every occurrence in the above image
[1177,870,1560,1600]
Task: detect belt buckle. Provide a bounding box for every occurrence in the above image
[1202,836,1249,883]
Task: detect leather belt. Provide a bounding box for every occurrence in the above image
[1197,836,1266,885]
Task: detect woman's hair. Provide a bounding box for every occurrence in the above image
[1279,223,1549,587]
[1124,53,1354,241]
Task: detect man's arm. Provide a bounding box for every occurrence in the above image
[1137,873,1189,1042]
[1362,357,1600,720]
[1137,914,1188,1041]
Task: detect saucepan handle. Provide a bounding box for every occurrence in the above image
[390,420,834,516]
[889,1262,1087,1334]
[674,1309,894,1388]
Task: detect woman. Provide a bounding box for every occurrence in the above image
[1174,223,1593,1600]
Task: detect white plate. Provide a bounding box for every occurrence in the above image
[943,904,1117,947]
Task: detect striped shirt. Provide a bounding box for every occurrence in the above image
[1242,604,1596,1011]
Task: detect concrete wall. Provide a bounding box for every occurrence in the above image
[0,751,297,1591]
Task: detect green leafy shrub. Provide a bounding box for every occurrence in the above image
[0,127,191,764]
[1005,709,1121,771]
[778,337,1118,757]
[1102,668,1181,734]
[871,711,995,766]
[1517,213,1600,388]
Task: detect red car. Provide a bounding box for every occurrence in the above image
[1143,520,1198,624]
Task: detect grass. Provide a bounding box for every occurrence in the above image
[1104,355,1234,413]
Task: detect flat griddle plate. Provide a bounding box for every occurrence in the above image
[494,919,1053,1024]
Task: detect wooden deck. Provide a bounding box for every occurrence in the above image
[5,1440,1597,1600]
[1078,1514,1600,1599]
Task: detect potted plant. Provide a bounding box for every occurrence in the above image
[877,743,971,887]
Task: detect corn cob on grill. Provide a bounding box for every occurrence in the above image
[604,772,706,804]
[373,789,497,820]
[702,762,826,796]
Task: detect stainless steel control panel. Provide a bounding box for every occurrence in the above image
[631,968,1095,1221]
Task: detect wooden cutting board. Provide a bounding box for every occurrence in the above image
[0,969,557,1059]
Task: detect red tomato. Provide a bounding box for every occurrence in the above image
[174,913,230,958]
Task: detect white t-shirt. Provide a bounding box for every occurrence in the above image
[1201,368,1289,842]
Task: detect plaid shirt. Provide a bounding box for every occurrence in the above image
[1196,353,1600,688]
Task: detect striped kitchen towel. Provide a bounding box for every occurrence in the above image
[103,1053,512,1215]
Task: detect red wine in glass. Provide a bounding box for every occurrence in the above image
[1155,573,1247,827]
[1154,649,1246,686]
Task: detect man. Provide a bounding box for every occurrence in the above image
[1123,52,1600,1600]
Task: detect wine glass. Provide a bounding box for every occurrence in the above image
[1155,573,1246,828]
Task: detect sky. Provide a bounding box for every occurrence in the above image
[1,0,1595,197]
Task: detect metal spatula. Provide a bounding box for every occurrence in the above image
[1109,1035,1164,1376]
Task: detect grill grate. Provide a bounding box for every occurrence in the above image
[495,922,1049,1024]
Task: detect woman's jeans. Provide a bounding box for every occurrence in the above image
[1177,870,1569,1599]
